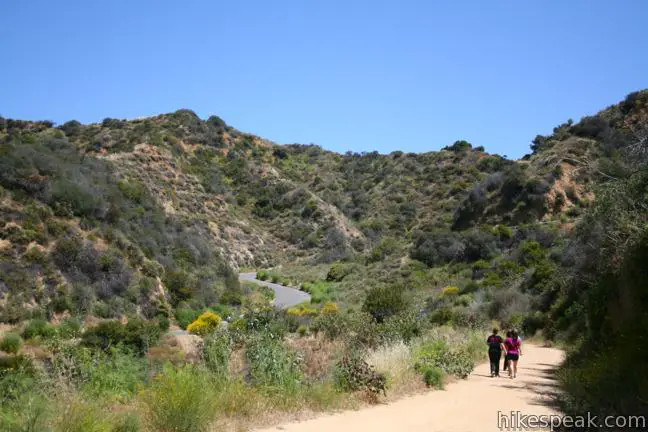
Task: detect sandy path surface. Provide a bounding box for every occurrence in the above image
[256,344,564,432]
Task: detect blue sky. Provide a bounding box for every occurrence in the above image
[1,1,646,158]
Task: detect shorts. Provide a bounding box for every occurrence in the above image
[506,353,519,361]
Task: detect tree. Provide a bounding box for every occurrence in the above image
[443,140,472,153]
[362,285,407,323]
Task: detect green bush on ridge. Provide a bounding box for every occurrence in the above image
[81,319,161,355]
[22,319,56,340]
[0,333,23,354]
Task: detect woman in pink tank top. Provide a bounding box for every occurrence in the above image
[504,330,522,378]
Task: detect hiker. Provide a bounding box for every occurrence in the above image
[515,329,523,345]
[502,330,512,372]
[504,330,522,379]
[486,328,504,377]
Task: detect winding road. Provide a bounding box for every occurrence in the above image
[239,272,311,309]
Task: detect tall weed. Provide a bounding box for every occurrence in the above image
[0,393,50,432]
[55,399,112,432]
[203,329,232,380]
[245,335,302,393]
[139,365,217,432]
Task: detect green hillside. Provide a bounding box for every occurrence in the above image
[0,90,647,430]
[2,91,647,324]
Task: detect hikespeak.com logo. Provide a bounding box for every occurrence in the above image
[498,410,646,430]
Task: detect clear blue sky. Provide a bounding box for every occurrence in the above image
[1,1,647,158]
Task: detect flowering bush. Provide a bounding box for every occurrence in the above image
[187,312,222,336]
[441,286,460,297]
[286,305,318,317]
[321,302,339,315]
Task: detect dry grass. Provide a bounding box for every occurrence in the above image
[173,333,203,362]
[286,334,344,379]
[229,347,247,376]
[0,323,14,338]
[364,341,423,397]
[21,342,50,360]
[365,341,412,379]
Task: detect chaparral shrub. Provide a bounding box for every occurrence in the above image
[0,333,23,354]
[187,312,222,336]
[334,353,387,396]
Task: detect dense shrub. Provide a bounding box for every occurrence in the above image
[441,286,460,297]
[321,302,339,315]
[380,310,423,343]
[0,332,23,354]
[81,320,161,355]
[220,286,243,306]
[557,225,648,420]
[0,391,51,432]
[414,339,475,379]
[112,412,141,432]
[0,356,37,405]
[443,140,472,153]
[286,305,319,317]
[461,230,499,261]
[243,307,291,339]
[175,308,201,330]
[312,310,381,347]
[256,270,269,281]
[519,240,545,266]
[56,346,149,401]
[422,366,444,389]
[301,280,333,304]
[461,280,480,294]
[362,285,407,323]
[55,399,114,432]
[81,322,126,351]
[427,306,454,325]
[140,365,218,432]
[411,231,466,266]
[477,155,507,173]
[326,262,351,281]
[187,312,222,336]
[452,187,488,229]
[22,319,56,340]
[311,311,348,340]
[163,270,194,305]
[571,116,609,139]
[334,353,387,395]
[245,335,302,391]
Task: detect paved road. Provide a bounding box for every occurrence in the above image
[239,272,311,309]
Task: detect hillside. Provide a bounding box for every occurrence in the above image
[2,91,647,324]
[1,90,647,431]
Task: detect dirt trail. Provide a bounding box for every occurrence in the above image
[256,344,564,432]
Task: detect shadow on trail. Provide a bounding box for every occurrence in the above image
[521,364,563,410]
[472,373,497,378]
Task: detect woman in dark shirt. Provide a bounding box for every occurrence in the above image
[486,328,504,377]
